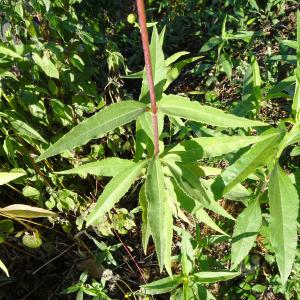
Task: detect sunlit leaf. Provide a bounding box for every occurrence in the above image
[86,160,147,226]
[231,199,262,269]
[159,95,268,128]
[268,163,299,284]
[0,204,56,218]
[37,101,147,161]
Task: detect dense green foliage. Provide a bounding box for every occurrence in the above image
[0,0,299,299]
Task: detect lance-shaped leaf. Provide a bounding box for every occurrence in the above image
[268,164,299,284]
[158,95,268,128]
[139,184,151,254]
[166,161,234,220]
[163,135,270,163]
[56,158,135,177]
[0,259,9,277]
[146,157,173,274]
[231,199,262,269]
[37,101,147,161]
[292,67,300,121]
[139,26,166,103]
[0,172,26,185]
[212,132,282,198]
[168,177,227,234]
[86,160,147,226]
[0,204,56,218]
[141,275,183,295]
[192,271,240,283]
[0,45,22,58]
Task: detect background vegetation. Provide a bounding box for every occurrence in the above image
[0,0,299,299]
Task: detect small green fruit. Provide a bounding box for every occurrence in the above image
[127,13,136,24]
[22,232,42,249]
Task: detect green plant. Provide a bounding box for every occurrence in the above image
[35,1,300,286]
[64,272,113,300]
[140,229,239,299]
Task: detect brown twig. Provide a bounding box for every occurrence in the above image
[113,229,147,284]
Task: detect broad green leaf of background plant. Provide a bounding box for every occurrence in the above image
[0,45,22,59]
[200,37,222,52]
[146,157,173,275]
[32,53,59,79]
[163,135,271,163]
[0,259,9,277]
[231,199,262,269]
[56,158,135,177]
[268,163,299,284]
[0,111,47,144]
[192,271,240,283]
[158,95,268,128]
[212,132,282,198]
[0,172,25,185]
[141,275,183,295]
[86,160,147,226]
[0,204,56,218]
[37,101,147,161]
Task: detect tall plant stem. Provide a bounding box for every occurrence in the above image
[136,0,160,156]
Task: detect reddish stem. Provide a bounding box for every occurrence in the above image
[136,0,160,156]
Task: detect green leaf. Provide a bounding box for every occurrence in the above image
[0,204,56,218]
[139,26,167,103]
[163,135,269,163]
[32,53,59,79]
[232,55,261,116]
[37,101,146,161]
[0,259,9,277]
[0,172,26,185]
[56,158,135,177]
[292,67,300,121]
[180,230,194,276]
[86,160,146,226]
[139,184,151,254]
[220,53,232,79]
[0,45,22,59]
[2,112,47,144]
[281,40,297,49]
[158,95,267,128]
[141,275,182,295]
[268,163,299,284]
[212,132,282,198]
[146,157,173,274]
[290,145,300,156]
[166,162,234,220]
[165,51,190,67]
[200,37,222,52]
[192,271,240,283]
[164,56,202,90]
[267,75,295,99]
[231,199,262,269]
[195,207,228,236]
